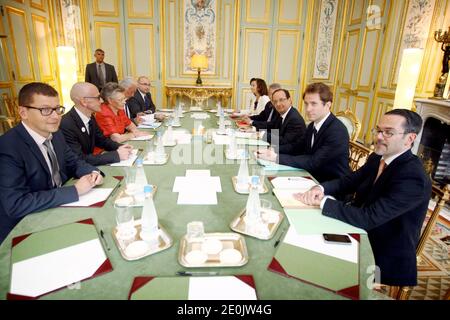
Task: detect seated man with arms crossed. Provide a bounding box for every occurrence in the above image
[0,82,103,244]
[298,109,431,287]
[60,82,134,166]
[258,82,350,182]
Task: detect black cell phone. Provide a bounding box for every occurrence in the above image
[323,233,352,244]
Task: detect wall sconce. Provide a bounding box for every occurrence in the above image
[191,54,208,86]
[393,48,424,110]
[433,27,450,98]
[56,46,77,111]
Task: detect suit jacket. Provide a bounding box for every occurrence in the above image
[0,123,98,243]
[126,90,156,122]
[85,62,118,91]
[267,107,306,155]
[60,107,121,166]
[250,101,280,130]
[278,113,350,182]
[321,151,432,286]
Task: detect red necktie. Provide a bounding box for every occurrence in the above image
[374,159,386,183]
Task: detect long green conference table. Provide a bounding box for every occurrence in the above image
[0,110,385,300]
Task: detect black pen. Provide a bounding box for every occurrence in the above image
[100,229,111,251]
[110,180,122,198]
[177,271,218,276]
[274,227,288,248]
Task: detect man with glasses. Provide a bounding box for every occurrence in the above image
[85,48,118,92]
[126,76,165,124]
[257,83,350,182]
[298,109,431,287]
[60,82,134,166]
[0,82,103,244]
[262,88,306,155]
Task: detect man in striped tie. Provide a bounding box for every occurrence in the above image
[0,82,104,244]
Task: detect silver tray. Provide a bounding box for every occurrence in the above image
[178,232,249,268]
[231,176,269,194]
[114,184,157,207]
[230,208,284,240]
[143,152,169,165]
[112,220,173,261]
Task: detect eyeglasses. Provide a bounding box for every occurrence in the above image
[24,105,65,116]
[371,128,406,138]
[139,83,150,86]
[83,95,102,101]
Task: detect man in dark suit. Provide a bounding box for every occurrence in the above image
[257,82,350,182]
[264,88,306,155]
[126,76,165,124]
[60,82,133,166]
[0,82,104,244]
[85,48,118,92]
[298,109,431,286]
[241,82,281,130]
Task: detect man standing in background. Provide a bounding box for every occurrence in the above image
[85,49,118,92]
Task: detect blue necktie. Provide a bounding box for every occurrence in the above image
[144,94,150,109]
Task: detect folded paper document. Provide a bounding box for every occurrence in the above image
[128,275,257,300]
[268,226,360,300]
[8,218,112,300]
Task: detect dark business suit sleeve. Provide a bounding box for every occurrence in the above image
[85,64,92,83]
[0,155,78,219]
[277,116,306,154]
[108,64,118,83]
[60,117,121,166]
[148,93,156,114]
[0,134,80,220]
[278,124,348,172]
[320,154,428,231]
[127,96,142,120]
[93,124,121,152]
[54,131,98,178]
[251,102,272,122]
[322,168,429,231]
[321,154,377,196]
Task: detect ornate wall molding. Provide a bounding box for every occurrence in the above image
[183,0,217,74]
[313,0,338,79]
[401,0,435,49]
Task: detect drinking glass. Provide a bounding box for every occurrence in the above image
[186,221,205,242]
[115,205,136,240]
[125,167,137,195]
[252,166,265,188]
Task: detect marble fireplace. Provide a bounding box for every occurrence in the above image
[413,99,450,184]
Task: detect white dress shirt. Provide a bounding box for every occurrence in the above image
[22,122,53,174]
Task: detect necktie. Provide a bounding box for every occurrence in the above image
[254,100,258,111]
[98,64,105,87]
[374,159,386,183]
[144,94,151,109]
[43,138,62,187]
[88,119,93,135]
[312,127,318,147]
